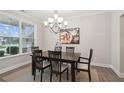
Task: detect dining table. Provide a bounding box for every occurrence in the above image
[31,51,81,82]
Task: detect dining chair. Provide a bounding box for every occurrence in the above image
[48,50,69,82]
[33,50,51,82]
[31,47,40,73]
[31,46,39,53]
[66,47,75,67]
[54,46,62,51]
[75,48,93,82]
[66,47,75,53]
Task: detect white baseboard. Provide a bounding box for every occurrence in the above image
[119,73,124,78]
[110,65,120,76]
[91,62,111,68]
[110,65,124,78]
[0,61,31,74]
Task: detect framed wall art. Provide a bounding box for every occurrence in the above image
[58,27,80,44]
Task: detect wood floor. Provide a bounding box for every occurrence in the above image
[0,64,124,82]
[92,66,124,82]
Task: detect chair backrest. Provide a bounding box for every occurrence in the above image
[54,46,62,51]
[33,50,43,65]
[89,48,93,64]
[48,50,61,72]
[31,46,39,53]
[33,50,42,56]
[66,47,75,53]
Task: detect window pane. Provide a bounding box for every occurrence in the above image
[22,23,34,38]
[22,38,34,53]
[22,23,34,53]
[0,16,19,57]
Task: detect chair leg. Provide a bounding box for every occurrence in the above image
[40,70,42,82]
[76,63,77,69]
[59,74,61,82]
[88,70,91,82]
[67,68,69,80]
[56,74,58,77]
[76,63,80,73]
[34,69,36,81]
[50,72,52,82]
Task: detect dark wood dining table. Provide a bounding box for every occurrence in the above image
[31,51,81,82]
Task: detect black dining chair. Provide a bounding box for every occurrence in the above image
[31,46,39,53]
[31,46,39,75]
[66,47,75,68]
[33,50,51,82]
[66,47,75,53]
[54,46,62,51]
[48,50,69,82]
[75,48,93,82]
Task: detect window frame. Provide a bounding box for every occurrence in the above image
[0,12,37,59]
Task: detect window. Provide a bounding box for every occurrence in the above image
[0,16,19,57]
[22,23,34,53]
[0,15,35,57]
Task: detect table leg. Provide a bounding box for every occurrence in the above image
[71,63,75,82]
[32,56,34,75]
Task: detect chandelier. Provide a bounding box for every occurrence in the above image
[43,11,68,34]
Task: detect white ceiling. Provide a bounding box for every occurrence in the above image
[18,10,111,21]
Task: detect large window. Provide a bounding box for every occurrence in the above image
[22,23,34,53]
[0,15,35,57]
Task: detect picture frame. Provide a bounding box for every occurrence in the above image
[59,27,80,44]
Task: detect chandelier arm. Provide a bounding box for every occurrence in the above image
[56,23,61,30]
[49,26,58,34]
[49,23,61,34]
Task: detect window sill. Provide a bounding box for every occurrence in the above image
[0,52,31,61]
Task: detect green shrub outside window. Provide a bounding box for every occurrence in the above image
[6,46,19,55]
[0,51,4,57]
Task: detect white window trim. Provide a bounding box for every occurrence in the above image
[19,21,22,54]
[0,12,37,59]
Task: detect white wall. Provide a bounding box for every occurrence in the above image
[110,11,124,77]
[0,11,43,74]
[37,23,44,49]
[42,13,111,65]
[110,11,121,73]
[120,15,124,73]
